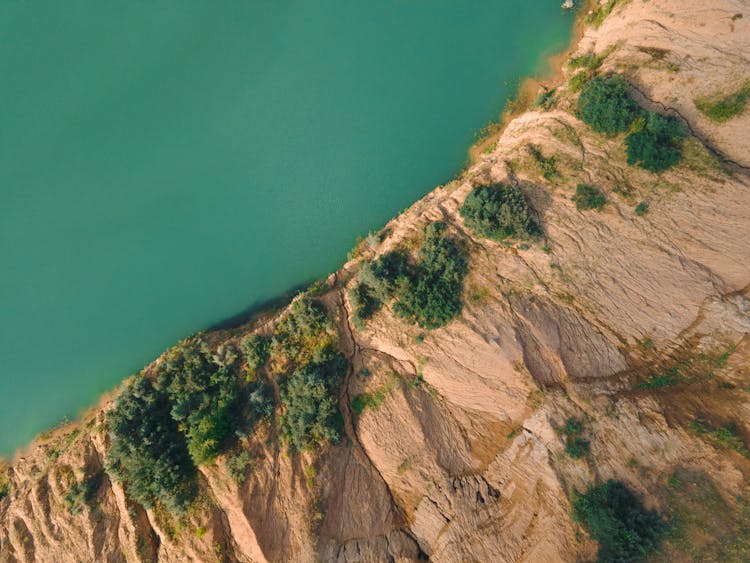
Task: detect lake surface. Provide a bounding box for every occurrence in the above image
[0,1,573,455]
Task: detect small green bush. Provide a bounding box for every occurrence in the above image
[573,184,607,211]
[527,144,560,181]
[240,334,270,378]
[280,355,347,451]
[393,223,468,329]
[348,282,382,331]
[574,480,667,562]
[533,88,557,110]
[224,451,254,483]
[695,81,750,123]
[561,418,590,459]
[460,184,541,241]
[625,112,686,172]
[634,202,649,216]
[576,75,642,134]
[64,472,102,516]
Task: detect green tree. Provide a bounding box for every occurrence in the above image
[460,184,541,241]
[576,75,641,134]
[625,112,686,172]
[574,480,666,562]
[280,355,347,450]
[107,376,197,512]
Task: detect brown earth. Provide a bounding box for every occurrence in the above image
[2,0,750,561]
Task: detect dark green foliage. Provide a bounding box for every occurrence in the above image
[359,250,410,302]
[280,355,347,450]
[574,184,607,211]
[690,419,750,456]
[574,480,667,562]
[240,334,270,377]
[393,223,468,329]
[626,112,686,172]
[64,472,103,516]
[460,184,541,241]
[271,297,337,369]
[634,202,649,216]
[160,340,240,466]
[576,75,642,134]
[107,376,197,512]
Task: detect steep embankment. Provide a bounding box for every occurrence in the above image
[2,1,750,561]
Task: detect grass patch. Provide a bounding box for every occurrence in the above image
[351,375,397,415]
[585,0,628,28]
[690,419,749,457]
[695,81,750,123]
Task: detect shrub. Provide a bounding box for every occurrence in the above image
[573,184,606,211]
[561,418,590,459]
[527,144,560,181]
[64,472,102,516]
[695,81,750,123]
[160,340,240,466]
[460,184,541,241]
[280,355,347,450]
[574,480,667,562]
[224,451,254,483]
[533,88,557,110]
[246,380,275,421]
[240,334,270,378]
[576,75,642,134]
[393,223,468,329]
[107,376,197,512]
[625,112,686,172]
[271,297,337,370]
[348,282,382,331]
[634,202,649,216]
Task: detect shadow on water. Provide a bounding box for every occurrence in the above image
[206,280,312,331]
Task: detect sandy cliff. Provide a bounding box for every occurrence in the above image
[2,0,749,561]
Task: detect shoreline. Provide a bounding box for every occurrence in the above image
[2,5,594,465]
[468,0,597,162]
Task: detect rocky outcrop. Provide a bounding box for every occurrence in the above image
[2,0,749,561]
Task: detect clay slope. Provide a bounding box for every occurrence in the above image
[2,0,750,561]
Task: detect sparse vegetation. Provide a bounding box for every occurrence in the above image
[527,144,560,180]
[585,0,625,28]
[695,81,750,123]
[573,184,606,211]
[224,451,255,483]
[573,480,667,562]
[64,472,102,516]
[533,87,557,110]
[690,419,749,457]
[576,75,641,135]
[568,71,593,93]
[560,418,590,459]
[460,184,541,241]
[351,374,398,415]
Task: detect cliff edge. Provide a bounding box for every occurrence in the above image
[2,1,749,561]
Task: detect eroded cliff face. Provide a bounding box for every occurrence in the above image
[2,0,750,561]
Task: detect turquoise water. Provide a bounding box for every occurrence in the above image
[0,1,573,455]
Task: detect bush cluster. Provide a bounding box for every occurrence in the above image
[574,480,666,562]
[460,184,541,241]
[240,334,270,379]
[64,472,102,516]
[107,376,198,512]
[160,340,240,466]
[349,223,467,330]
[270,298,338,371]
[576,74,687,172]
[576,75,641,135]
[280,354,347,451]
